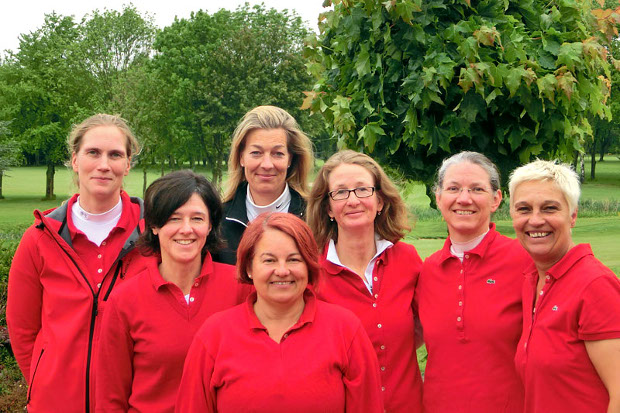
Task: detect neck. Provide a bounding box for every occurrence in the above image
[335,226,377,273]
[254,295,305,342]
[158,258,202,295]
[79,191,122,214]
[249,185,286,206]
[449,223,490,243]
[534,242,574,277]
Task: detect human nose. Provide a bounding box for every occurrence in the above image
[179,218,193,233]
[260,155,274,169]
[528,209,546,226]
[455,188,473,203]
[274,261,290,277]
[97,155,111,171]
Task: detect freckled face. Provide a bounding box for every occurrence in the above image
[511,180,576,270]
[240,128,290,206]
[436,162,501,242]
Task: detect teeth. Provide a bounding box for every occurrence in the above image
[455,210,474,215]
[176,240,194,245]
[272,281,293,285]
[529,232,550,238]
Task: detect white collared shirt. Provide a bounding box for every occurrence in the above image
[71,196,123,246]
[245,183,292,222]
[326,234,393,293]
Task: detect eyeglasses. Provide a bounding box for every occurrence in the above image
[442,186,490,196]
[328,186,375,201]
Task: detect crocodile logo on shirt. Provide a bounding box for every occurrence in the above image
[486,279,496,284]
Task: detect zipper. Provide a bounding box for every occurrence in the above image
[103,260,123,302]
[27,348,45,404]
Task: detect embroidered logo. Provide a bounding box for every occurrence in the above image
[552,305,559,311]
[486,279,496,284]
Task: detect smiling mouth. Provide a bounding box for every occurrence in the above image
[271,281,294,285]
[175,240,195,245]
[455,210,474,215]
[527,232,551,238]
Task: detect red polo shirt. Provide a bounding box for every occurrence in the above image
[515,244,620,413]
[415,224,531,413]
[175,289,383,413]
[96,254,249,413]
[317,241,423,413]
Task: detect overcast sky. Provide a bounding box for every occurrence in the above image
[1,0,328,56]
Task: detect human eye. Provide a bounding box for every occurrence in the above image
[444,186,459,193]
[471,187,486,194]
[191,216,205,222]
[109,151,124,159]
[167,216,181,222]
[85,149,99,156]
[250,150,262,157]
[273,151,286,158]
[331,189,349,200]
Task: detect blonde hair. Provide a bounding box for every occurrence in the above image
[509,159,580,214]
[67,113,140,161]
[223,106,314,202]
[307,150,410,250]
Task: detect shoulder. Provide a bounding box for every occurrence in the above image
[314,300,363,330]
[196,303,246,338]
[108,266,150,304]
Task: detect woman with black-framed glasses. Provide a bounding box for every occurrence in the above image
[307,150,424,413]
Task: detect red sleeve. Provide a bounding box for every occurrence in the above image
[343,324,384,413]
[175,335,217,413]
[95,295,134,412]
[578,275,620,341]
[6,227,43,381]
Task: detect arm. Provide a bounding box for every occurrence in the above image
[175,335,217,413]
[6,228,43,380]
[95,297,134,412]
[343,325,384,413]
[585,339,620,413]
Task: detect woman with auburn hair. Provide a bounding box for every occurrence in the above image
[96,170,247,412]
[509,159,620,413]
[214,105,314,265]
[415,151,531,413]
[176,212,383,412]
[7,114,143,412]
[306,150,423,413]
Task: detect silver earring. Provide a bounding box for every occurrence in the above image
[330,217,334,222]
[377,211,382,216]
[248,274,253,279]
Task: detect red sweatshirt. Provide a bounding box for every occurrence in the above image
[7,191,144,413]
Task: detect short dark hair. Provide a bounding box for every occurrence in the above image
[236,212,320,287]
[138,170,223,256]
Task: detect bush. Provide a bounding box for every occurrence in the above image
[0,224,28,411]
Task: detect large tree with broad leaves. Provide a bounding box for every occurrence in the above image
[305,0,619,201]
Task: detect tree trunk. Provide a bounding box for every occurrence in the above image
[0,170,4,199]
[160,159,165,177]
[572,150,579,171]
[590,144,596,180]
[45,163,56,200]
[143,166,148,197]
[579,153,585,183]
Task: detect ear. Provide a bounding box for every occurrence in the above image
[124,157,131,176]
[376,193,385,213]
[71,152,78,173]
[151,227,159,236]
[570,208,578,227]
[489,189,503,213]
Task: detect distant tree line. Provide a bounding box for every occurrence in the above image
[0,4,332,199]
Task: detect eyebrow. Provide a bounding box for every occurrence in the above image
[248,144,286,150]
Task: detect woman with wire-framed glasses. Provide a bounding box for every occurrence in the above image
[307,150,424,413]
[414,151,532,413]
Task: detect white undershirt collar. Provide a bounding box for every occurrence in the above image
[246,183,292,222]
[450,229,489,262]
[71,196,123,246]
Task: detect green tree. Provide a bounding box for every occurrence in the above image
[0,120,22,199]
[305,0,615,201]
[4,13,92,199]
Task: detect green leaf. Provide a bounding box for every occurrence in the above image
[359,121,386,151]
[355,45,371,77]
